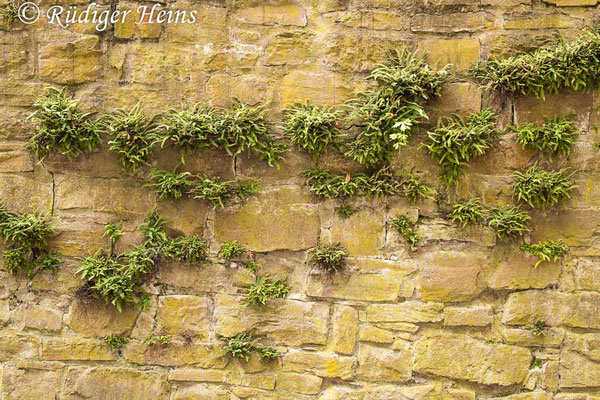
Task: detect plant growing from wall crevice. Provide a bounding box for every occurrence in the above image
[0,207,61,277]
[162,235,209,264]
[28,87,102,161]
[424,109,499,186]
[525,320,549,336]
[511,116,578,159]
[103,103,159,170]
[104,334,130,350]
[143,333,171,345]
[189,176,259,208]
[303,167,433,202]
[145,168,192,201]
[244,275,290,306]
[520,239,569,267]
[486,205,531,240]
[448,198,486,227]
[512,164,576,209]
[472,29,600,99]
[392,215,421,251]
[219,332,277,362]
[283,102,343,161]
[308,240,347,272]
[344,49,449,167]
[219,240,248,261]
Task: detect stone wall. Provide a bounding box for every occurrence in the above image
[1,0,600,399]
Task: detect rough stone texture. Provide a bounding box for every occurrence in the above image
[0,1,598,398]
[414,332,532,386]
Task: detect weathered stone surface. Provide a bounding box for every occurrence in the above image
[414,332,531,386]
[417,251,486,302]
[320,384,441,400]
[503,290,600,329]
[39,35,102,84]
[444,306,493,327]
[543,0,597,4]
[13,304,62,332]
[171,385,229,400]
[214,294,329,346]
[560,350,600,388]
[63,367,168,400]
[307,270,413,301]
[418,39,479,72]
[330,208,384,256]
[359,325,395,343]
[42,338,115,361]
[504,14,579,30]
[55,175,155,217]
[215,188,320,252]
[122,342,227,367]
[236,6,307,26]
[159,260,254,294]
[2,366,63,400]
[487,251,561,290]
[65,298,140,337]
[275,372,323,395]
[0,331,39,360]
[412,12,494,32]
[366,302,444,323]
[265,33,312,66]
[156,295,210,338]
[357,344,412,382]
[280,70,351,106]
[283,351,356,380]
[332,305,358,354]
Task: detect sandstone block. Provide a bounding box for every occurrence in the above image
[63,367,168,400]
[13,304,62,332]
[444,306,493,327]
[366,302,444,323]
[41,338,115,361]
[214,294,329,346]
[156,295,210,338]
[332,305,358,354]
[503,290,600,329]
[357,344,412,382]
[418,39,479,72]
[214,188,320,252]
[39,36,102,84]
[275,372,322,395]
[283,351,356,380]
[414,332,531,386]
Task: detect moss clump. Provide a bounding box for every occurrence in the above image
[486,205,531,240]
[103,104,159,170]
[520,239,569,267]
[472,29,600,99]
[0,208,61,277]
[308,240,347,272]
[424,109,498,186]
[283,102,343,161]
[448,198,486,227]
[511,117,578,158]
[244,275,290,306]
[302,167,433,202]
[344,50,449,166]
[28,87,101,161]
[392,215,421,251]
[512,164,576,209]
